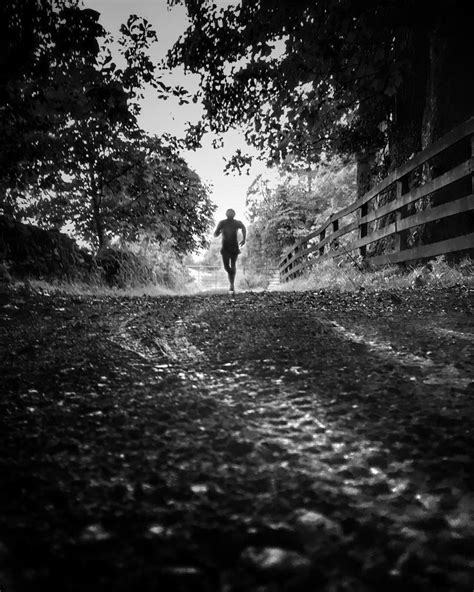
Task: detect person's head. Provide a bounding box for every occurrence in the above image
[226,208,236,219]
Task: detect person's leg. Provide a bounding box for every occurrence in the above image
[229,253,238,291]
[221,250,233,288]
[221,251,231,274]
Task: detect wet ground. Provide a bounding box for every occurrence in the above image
[0,285,473,591]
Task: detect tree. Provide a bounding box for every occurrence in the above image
[1,3,214,254]
[168,0,473,194]
[0,1,105,204]
[26,12,185,250]
[243,159,356,266]
[27,133,215,253]
[200,238,222,268]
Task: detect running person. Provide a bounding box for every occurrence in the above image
[214,209,246,294]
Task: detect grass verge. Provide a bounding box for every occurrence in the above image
[279,256,474,292]
[13,278,200,298]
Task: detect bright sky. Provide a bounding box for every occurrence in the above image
[84,0,270,224]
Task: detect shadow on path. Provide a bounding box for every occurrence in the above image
[0,288,473,591]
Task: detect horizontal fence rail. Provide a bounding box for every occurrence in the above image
[187,265,280,290]
[280,117,474,282]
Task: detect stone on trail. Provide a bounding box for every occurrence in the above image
[241,546,311,575]
[190,483,209,494]
[293,510,344,540]
[148,524,166,536]
[80,523,112,542]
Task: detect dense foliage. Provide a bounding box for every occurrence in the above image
[169,0,473,188]
[241,160,356,268]
[1,0,102,196]
[1,0,214,253]
[26,132,215,253]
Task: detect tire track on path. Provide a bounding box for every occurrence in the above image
[108,290,474,590]
[2,288,472,591]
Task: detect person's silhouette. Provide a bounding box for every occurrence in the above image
[214,209,246,294]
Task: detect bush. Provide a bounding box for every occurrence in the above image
[96,248,155,288]
[127,238,193,290]
[96,238,196,290]
[148,241,192,289]
[239,268,271,290]
[0,215,98,282]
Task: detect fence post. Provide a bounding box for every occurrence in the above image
[331,218,339,251]
[287,251,293,280]
[319,228,326,256]
[394,180,402,253]
[359,203,368,257]
[471,134,474,193]
[394,176,409,253]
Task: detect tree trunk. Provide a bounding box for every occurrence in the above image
[92,194,105,250]
[355,93,377,199]
[88,157,106,251]
[419,11,474,252]
[421,29,443,149]
[389,29,429,169]
[422,19,474,147]
[356,152,374,199]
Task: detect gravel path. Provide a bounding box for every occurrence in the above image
[0,286,473,591]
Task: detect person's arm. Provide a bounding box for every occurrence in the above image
[214,221,223,238]
[239,222,247,246]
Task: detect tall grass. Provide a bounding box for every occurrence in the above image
[279,256,474,292]
[8,253,473,297]
[10,241,200,297]
[239,268,271,291]
[24,279,197,297]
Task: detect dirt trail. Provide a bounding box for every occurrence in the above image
[0,287,473,591]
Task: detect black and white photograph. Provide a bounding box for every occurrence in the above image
[1,0,473,590]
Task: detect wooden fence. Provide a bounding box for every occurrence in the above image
[280,117,474,281]
[187,264,279,290]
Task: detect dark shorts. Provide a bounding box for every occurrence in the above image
[220,246,240,257]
